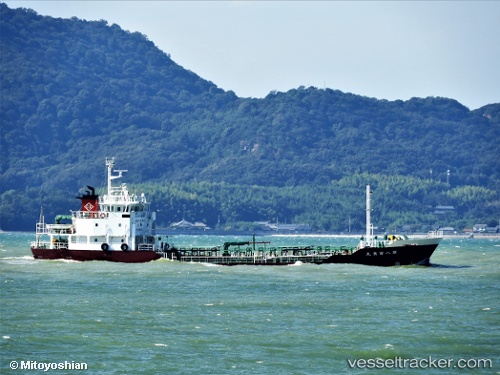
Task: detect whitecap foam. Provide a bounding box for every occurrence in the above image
[2,256,33,260]
[57,259,80,263]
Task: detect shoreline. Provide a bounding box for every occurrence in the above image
[2,230,498,240]
[157,229,500,240]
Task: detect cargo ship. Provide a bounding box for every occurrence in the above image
[31,158,162,263]
[31,159,441,267]
[162,186,442,266]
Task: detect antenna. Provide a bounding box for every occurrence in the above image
[366,185,371,246]
[104,158,129,194]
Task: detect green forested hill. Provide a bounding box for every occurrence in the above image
[1,4,499,231]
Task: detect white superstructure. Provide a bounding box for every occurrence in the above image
[33,158,158,252]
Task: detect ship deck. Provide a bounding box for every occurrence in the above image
[170,254,330,265]
[161,245,354,265]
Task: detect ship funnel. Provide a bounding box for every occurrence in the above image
[77,185,99,212]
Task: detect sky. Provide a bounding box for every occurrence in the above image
[3,1,500,110]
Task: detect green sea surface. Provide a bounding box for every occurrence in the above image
[1,232,499,374]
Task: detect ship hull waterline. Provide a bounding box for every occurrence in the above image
[163,243,439,267]
[31,248,161,263]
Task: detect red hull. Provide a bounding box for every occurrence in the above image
[31,247,161,263]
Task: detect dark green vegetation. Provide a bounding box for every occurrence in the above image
[1,4,499,232]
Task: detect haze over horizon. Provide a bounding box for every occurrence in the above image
[3,1,500,110]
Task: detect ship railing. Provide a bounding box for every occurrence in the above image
[53,241,69,249]
[177,254,332,265]
[72,211,108,219]
[100,194,140,204]
[31,241,48,249]
[428,230,444,238]
[31,241,68,249]
[35,222,49,235]
[138,244,154,251]
[180,255,266,265]
[45,224,74,234]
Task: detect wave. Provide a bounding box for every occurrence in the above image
[429,263,472,269]
[200,262,222,267]
[54,258,80,263]
[1,255,33,260]
[1,256,83,265]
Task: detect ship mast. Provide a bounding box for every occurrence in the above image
[106,157,127,196]
[366,185,372,247]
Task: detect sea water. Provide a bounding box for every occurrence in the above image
[1,232,498,374]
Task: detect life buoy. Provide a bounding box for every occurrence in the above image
[101,243,109,251]
[100,213,106,218]
[121,243,129,252]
